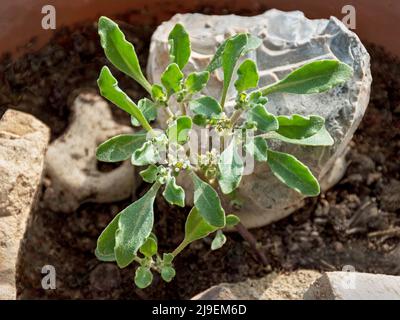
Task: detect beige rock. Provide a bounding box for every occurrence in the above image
[0,109,50,300]
[304,272,400,300]
[44,92,135,212]
[191,270,321,300]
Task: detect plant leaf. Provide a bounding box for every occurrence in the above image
[235,59,259,92]
[267,150,320,196]
[192,114,208,127]
[163,176,185,207]
[140,165,159,183]
[247,105,279,132]
[166,115,192,144]
[191,172,225,227]
[185,71,210,94]
[131,141,159,166]
[225,214,240,227]
[267,126,334,146]
[95,213,120,262]
[207,34,262,73]
[139,233,158,258]
[221,34,248,106]
[261,60,353,95]
[97,66,152,132]
[183,207,218,244]
[151,84,167,103]
[162,253,174,265]
[168,23,191,70]
[161,63,183,96]
[98,16,151,93]
[134,266,153,288]
[276,114,325,139]
[131,98,158,127]
[189,96,222,118]
[211,230,227,250]
[161,266,176,282]
[96,133,146,162]
[115,183,160,268]
[245,136,268,162]
[218,139,244,194]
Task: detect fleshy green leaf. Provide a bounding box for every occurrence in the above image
[162,253,174,265]
[245,136,268,162]
[139,233,158,258]
[267,150,320,196]
[221,34,248,106]
[185,71,210,94]
[168,23,191,70]
[267,126,334,146]
[95,213,120,262]
[261,60,353,95]
[140,165,159,183]
[96,133,146,162]
[192,114,208,127]
[131,98,158,127]
[97,66,152,132]
[115,183,160,268]
[247,105,279,132]
[211,230,227,250]
[131,141,159,166]
[189,96,222,118]
[134,266,153,289]
[235,59,259,92]
[161,266,176,282]
[98,16,151,93]
[248,91,268,108]
[161,63,183,95]
[151,84,167,104]
[207,34,262,73]
[190,172,226,227]
[276,114,325,139]
[163,176,185,207]
[166,116,192,144]
[218,139,244,194]
[225,214,240,227]
[183,207,218,244]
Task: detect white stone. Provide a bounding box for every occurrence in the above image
[0,109,50,299]
[147,9,372,228]
[304,272,400,300]
[192,270,322,300]
[43,92,135,213]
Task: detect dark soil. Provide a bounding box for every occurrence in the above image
[1,10,398,299]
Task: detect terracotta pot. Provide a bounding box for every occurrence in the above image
[0,0,398,58]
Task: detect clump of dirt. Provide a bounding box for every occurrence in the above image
[1,12,398,300]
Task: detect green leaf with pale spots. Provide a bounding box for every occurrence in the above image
[247,105,279,132]
[190,172,225,227]
[163,176,185,207]
[267,150,320,196]
[161,63,183,96]
[185,71,210,94]
[218,139,244,194]
[168,23,191,70]
[261,60,353,95]
[98,16,151,93]
[96,132,146,163]
[131,98,158,127]
[235,59,259,92]
[115,183,160,268]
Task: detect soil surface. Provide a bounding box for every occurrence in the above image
[1,9,399,299]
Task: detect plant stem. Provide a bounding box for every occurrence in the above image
[171,240,189,257]
[230,109,243,127]
[179,102,187,115]
[235,222,268,266]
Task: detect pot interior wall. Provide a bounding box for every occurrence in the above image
[0,0,399,58]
